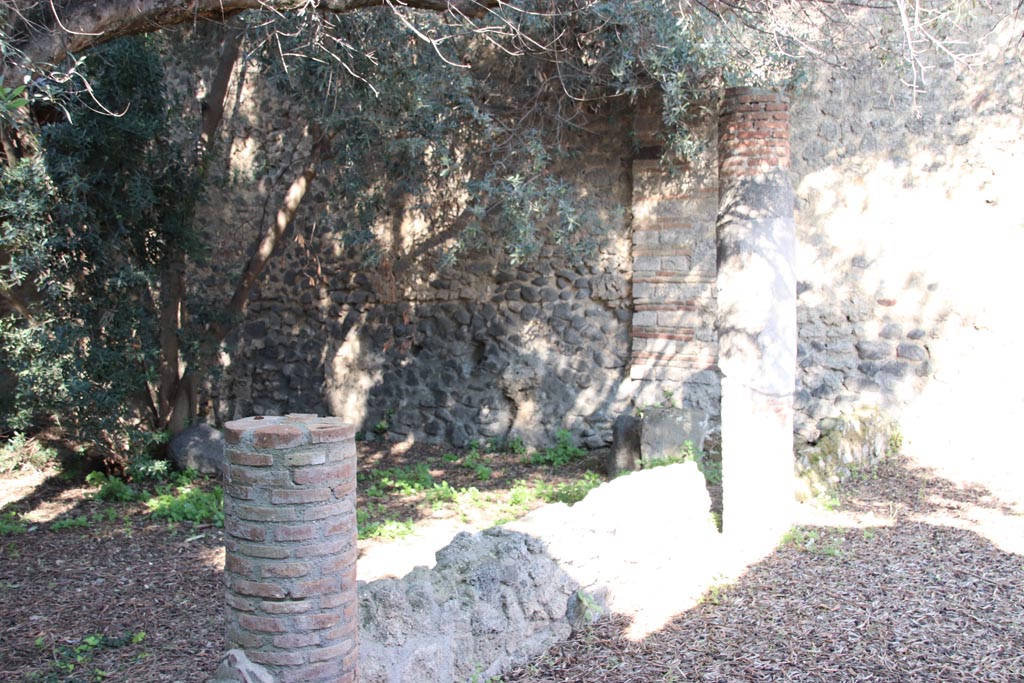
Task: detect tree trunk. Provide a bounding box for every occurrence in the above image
[157,258,185,428]
[156,24,242,435]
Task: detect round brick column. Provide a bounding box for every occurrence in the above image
[222,414,358,683]
[716,87,797,542]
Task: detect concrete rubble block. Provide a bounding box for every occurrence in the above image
[358,527,579,683]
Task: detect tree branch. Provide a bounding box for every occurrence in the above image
[197,21,244,160]
[10,0,502,69]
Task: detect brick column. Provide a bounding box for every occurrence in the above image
[716,87,797,541]
[221,414,358,683]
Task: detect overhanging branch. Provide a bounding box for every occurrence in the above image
[9,0,503,69]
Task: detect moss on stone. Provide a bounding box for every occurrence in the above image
[794,409,896,501]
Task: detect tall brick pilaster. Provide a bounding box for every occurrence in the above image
[716,87,797,540]
[628,94,720,416]
[220,414,358,683]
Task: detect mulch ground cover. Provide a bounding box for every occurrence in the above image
[503,458,1024,683]
[1,448,1021,682]
[0,440,600,682]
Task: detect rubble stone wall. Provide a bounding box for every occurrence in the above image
[180,13,1024,457]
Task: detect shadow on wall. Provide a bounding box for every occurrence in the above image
[210,11,1024,481]
[199,94,634,451]
[788,11,1024,494]
[321,247,633,450]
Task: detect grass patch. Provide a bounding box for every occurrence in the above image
[146,485,224,527]
[440,442,495,481]
[357,505,415,541]
[780,526,844,558]
[363,462,435,497]
[536,471,602,505]
[50,509,119,532]
[82,468,223,527]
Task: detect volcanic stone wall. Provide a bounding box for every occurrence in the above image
[214,110,635,449]
[190,11,1024,462]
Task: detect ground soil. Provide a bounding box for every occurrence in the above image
[1,446,1021,683]
[0,440,602,682]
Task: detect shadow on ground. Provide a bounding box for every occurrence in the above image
[503,457,1024,683]
[1,455,1021,682]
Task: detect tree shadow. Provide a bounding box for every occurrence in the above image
[502,455,1024,681]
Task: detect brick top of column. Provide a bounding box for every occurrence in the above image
[224,414,355,448]
[718,87,790,178]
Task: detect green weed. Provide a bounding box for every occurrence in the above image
[887,427,903,456]
[456,486,489,509]
[0,510,27,535]
[50,515,91,531]
[536,471,602,505]
[641,440,721,486]
[703,583,726,605]
[146,485,224,527]
[373,409,395,434]
[86,472,143,503]
[356,505,415,541]
[508,480,536,508]
[442,444,494,481]
[815,492,841,511]
[530,429,585,467]
[700,572,739,606]
[781,526,843,557]
[425,481,457,506]
[492,481,538,524]
[48,506,121,532]
[364,463,434,496]
[125,457,175,483]
[506,437,527,456]
[462,443,494,481]
[29,631,146,683]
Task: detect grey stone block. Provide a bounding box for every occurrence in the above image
[168,424,225,478]
[897,343,929,361]
[856,340,892,360]
[208,650,274,683]
[640,407,707,465]
[607,414,641,477]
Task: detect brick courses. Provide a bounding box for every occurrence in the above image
[221,414,358,683]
